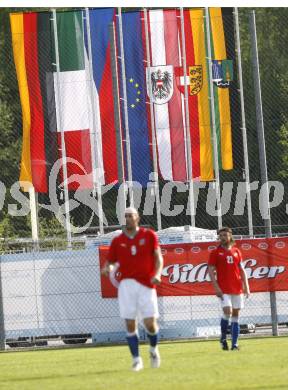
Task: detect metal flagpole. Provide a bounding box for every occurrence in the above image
[0,262,5,350]
[249,11,272,238]
[204,7,222,229]
[85,8,104,235]
[234,7,253,238]
[117,8,134,207]
[180,7,195,227]
[109,21,127,226]
[52,9,72,248]
[29,187,39,247]
[143,8,162,230]
[249,10,278,336]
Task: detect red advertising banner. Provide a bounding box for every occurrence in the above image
[99,237,288,298]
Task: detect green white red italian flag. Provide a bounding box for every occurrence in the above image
[10,10,118,192]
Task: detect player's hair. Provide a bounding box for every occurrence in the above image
[124,207,139,215]
[217,226,232,235]
[218,226,235,244]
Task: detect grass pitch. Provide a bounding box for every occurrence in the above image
[0,337,288,390]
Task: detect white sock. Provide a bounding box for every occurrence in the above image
[150,346,158,354]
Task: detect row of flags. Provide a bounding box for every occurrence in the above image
[10,7,241,193]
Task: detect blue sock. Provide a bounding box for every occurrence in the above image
[147,332,158,348]
[126,334,139,358]
[220,318,229,342]
[231,321,240,347]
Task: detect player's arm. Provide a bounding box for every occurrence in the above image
[237,249,250,298]
[208,265,223,298]
[101,261,116,277]
[208,250,223,298]
[239,263,250,298]
[151,247,163,285]
[101,239,117,277]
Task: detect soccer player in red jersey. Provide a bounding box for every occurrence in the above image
[101,207,163,371]
[208,227,250,351]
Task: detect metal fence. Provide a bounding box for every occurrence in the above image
[0,7,287,239]
[0,7,288,349]
[0,231,288,350]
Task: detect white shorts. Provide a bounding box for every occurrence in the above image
[118,279,159,320]
[220,294,244,309]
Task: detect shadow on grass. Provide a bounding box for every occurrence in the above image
[0,368,127,384]
[239,386,288,390]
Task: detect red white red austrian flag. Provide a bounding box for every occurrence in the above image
[146,65,174,105]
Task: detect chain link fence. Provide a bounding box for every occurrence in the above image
[1,233,288,349]
[0,7,288,349]
[1,7,287,237]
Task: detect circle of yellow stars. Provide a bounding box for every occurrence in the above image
[129,78,141,108]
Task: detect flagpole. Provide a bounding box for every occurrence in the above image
[143,8,162,231]
[109,20,127,225]
[52,9,72,249]
[0,264,5,350]
[180,8,195,227]
[84,8,104,235]
[204,7,222,229]
[234,8,253,238]
[249,11,272,238]
[117,8,134,208]
[249,10,278,337]
[29,186,39,247]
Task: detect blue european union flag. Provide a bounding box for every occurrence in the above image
[117,12,152,186]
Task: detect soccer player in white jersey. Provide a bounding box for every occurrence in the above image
[101,207,163,371]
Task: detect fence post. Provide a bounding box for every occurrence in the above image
[249,10,278,336]
[0,258,6,350]
[234,7,254,238]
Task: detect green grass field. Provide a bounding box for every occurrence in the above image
[0,337,288,390]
